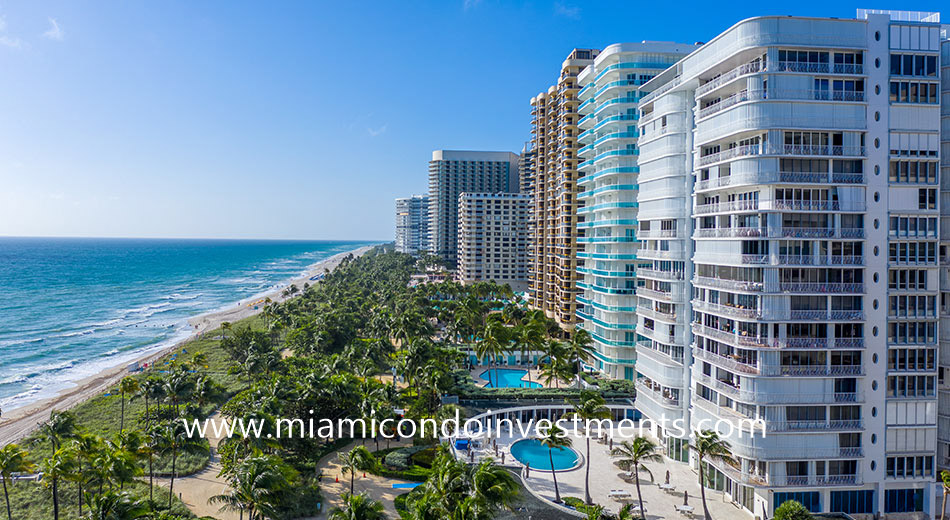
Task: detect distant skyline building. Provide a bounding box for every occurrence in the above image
[631,10,943,518]
[528,48,600,330]
[394,194,430,256]
[457,192,530,292]
[427,150,520,265]
[575,41,697,383]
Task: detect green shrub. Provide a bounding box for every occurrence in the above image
[774,500,813,520]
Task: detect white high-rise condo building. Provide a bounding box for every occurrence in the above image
[575,41,698,383]
[632,10,943,518]
[457,192,530,292]
[395,195,430,256]
[938,26,950,480]
[427,150,520,265]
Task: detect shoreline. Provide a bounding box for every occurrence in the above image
[0,244,377,446]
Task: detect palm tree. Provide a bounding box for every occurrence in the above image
[611,437,662,519]
[39,410,77,453]
[475,319,507,388]
[210,455,293,520]
[84,491,149,520]
[515,320,544,378]
[117,377,140,432]
[337,446,375,495]
[940,470,950,520]
[135,378,164,426]
[328,492,386,520]
[690,430,737,520]
[0,444,33,520]
[155,421,206,509]
[68,433,102,515]
[538,424,572,504]
[467,458,518,512]
[565,391,611,504]
[40,449,74,520]
[566,329,595,387]
[616,503,638,520]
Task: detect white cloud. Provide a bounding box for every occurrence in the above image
[0,15,7,32]
[42,18,63,40]
[0,35,23,49]
[367,125,388,137]
[554,2,581,19]
[463,0,481,10]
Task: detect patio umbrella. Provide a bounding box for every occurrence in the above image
[665,470,670,485]
[525,462,530,479]
[684,490,689,505]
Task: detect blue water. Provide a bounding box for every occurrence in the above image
[0,237,378,410]
[392,483,421,489]
[510,439,578,471]
[479,368,542,388]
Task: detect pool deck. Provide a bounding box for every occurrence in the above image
[454,427,749,519]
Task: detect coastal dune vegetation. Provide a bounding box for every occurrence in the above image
[3,245,634,519]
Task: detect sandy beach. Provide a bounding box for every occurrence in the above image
[0,244,376,446]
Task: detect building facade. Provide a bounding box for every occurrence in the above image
[634,11,942,518]
[574,42,697,383]
[939,27,950,479]
[528,48,600,329]
[457,192,530,292]
[428,150,520,265]
[395,194,430,255]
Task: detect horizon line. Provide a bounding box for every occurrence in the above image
[0,234,391,242]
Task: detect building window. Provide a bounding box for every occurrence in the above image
[774,492,820,513]
[884,489,924,513]
[830,490,875,515]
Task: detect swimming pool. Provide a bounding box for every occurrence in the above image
[510,439,579,471]
[479,368,542,388]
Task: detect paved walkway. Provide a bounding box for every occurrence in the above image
[311,439,416,518]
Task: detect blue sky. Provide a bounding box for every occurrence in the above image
[0,1,943,240]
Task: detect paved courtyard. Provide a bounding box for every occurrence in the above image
[458,426,749,519]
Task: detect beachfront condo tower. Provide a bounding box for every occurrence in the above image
[427,150,520,266]
[632,10,943,518]
[457,192,530,292]
[574,42,698,383]
[939,27,950,479]
[528,48,600,330]
[395,194,430,256]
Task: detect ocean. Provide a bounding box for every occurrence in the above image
[0,237,378,411]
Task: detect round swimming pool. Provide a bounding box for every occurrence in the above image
[510,439,579,471]
[479,368,542,388]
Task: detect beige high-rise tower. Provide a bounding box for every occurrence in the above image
[528,48,599,329]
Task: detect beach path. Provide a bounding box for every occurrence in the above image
[159,411,239,519]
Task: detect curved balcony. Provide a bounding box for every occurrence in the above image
[698,88,865,120]
[637,249,681,261]
[692,348,759,375]
[696,60,765,98]
[576,218,639,229]
[637,305,678,323]
[694,171,865,191]
[778,282,865,294]
[787,309,864,321]
[635,379,681,408]
[693,276,763,293]
[637,287,676,303]
[637,268,684,281]
[691,299,762,320]
[636,342,684,366]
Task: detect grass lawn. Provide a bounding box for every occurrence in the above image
[4,480,195,520]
